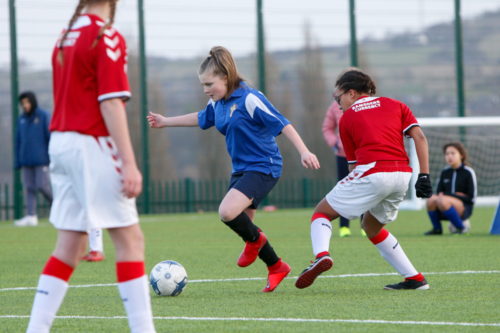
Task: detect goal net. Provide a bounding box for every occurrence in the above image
[401,117,500,210]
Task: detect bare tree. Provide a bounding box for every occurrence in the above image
[127,52,176,181]
[298,22,335,179]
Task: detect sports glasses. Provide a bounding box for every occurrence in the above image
[334,91,347,104]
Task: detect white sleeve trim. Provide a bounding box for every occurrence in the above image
[347,160,357,164]
[245,93,284,126]
[98,91,131,102]
[464,166,478,203]
[207,98,215,109]
[403,123,419,137]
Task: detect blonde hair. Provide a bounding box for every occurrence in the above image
[198,46,244,100]
[58,0,117,65]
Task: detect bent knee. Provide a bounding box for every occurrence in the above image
[436,197,449,210]
[219,206,238,222]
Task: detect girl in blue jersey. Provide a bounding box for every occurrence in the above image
[148,46,320,292]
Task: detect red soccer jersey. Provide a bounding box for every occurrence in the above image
[339,96,418,172]
[50,14,130,137]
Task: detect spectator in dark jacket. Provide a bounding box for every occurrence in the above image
[14,91,53,227]
[424,142,477,235]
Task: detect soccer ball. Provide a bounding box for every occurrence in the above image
[448,219,471,234]
[149,260,188,296]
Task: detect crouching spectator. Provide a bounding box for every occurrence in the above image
[425,142,476,235]
[14,91,53,227]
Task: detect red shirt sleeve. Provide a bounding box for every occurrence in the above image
[401,102,419,138]
[339,113,357,164]
[96,28,131,102]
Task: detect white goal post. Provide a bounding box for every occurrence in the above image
[400,117,500,210]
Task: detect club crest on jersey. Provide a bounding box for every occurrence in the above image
[230,103,237,117]
[352,100,381,112]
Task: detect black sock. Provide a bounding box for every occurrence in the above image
[223,212,260,242]
[258,241,280,267]
[339,217,350,228]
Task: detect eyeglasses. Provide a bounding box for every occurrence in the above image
[334,91,347,104]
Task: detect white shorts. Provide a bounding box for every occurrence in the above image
[326,162,412,224]
[49,131,139,232]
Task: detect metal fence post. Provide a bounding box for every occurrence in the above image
[137,0,150,214]
[185,178,192,213]
[257,0,266,95]
[9,0,23,219]
[303,178,310,208]
[349,0,358,67]
[454,0,466,142]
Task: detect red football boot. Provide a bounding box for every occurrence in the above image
[81,251,105,262]
[237,232,267,267]
[262,259,291,292]
[295,254,333,289]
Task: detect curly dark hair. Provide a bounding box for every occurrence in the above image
[335,70,376,96]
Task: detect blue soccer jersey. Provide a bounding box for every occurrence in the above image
[198,82,290,177]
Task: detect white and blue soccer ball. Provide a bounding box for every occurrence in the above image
[448,219,471,234]
[150,260,188,297]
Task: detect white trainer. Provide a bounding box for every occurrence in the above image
[14,215,39,227]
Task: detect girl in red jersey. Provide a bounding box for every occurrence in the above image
[295,70,433,291]
[26,1,156,332]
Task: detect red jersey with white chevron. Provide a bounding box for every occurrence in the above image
[50,14,130,136]
[339,96,418,172]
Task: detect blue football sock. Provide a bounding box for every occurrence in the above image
[442,206,465,229]
[427,210,442,230]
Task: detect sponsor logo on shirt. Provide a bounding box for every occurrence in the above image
[57,31,81,47]
[352,100,380,112]
[443,179,450,183]
[230,103,237,117]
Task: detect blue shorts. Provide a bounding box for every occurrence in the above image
[439,204,473,220]
[228,171,279,209]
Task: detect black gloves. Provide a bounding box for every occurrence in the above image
[415,173,433,198]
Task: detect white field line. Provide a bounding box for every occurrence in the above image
[1,315,499,327]
[0,210,313,228]
[1,270,499,292]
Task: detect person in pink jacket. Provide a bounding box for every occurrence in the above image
[322,68,366,237]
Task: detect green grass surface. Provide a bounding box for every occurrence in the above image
[1,207,499,332]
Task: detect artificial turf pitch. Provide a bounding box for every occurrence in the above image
[0,207,499,332]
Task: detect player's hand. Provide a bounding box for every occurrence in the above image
[301,151,320,169]
[415,173,432,198]
[121,163,143,198]
[147,111,167,128]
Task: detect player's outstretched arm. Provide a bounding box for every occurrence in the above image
[101,98,142,198]
[407,126,432,198]
[147,111,200,128]
[281,124,320,170]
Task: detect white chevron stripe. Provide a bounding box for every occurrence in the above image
[104,36,119,49]
[103,28,116,37]
[106,48,121,62]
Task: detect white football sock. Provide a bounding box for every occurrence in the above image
[311,216,332,257]
[27,275,69,333]
[89,228,103,252]
[117,275,156,333]
[374,232,418,278]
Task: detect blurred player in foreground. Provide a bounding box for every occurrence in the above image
[148,46,320,292]
[295,70,433,291]
[26,1,155,332]
[424,142,476,235]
